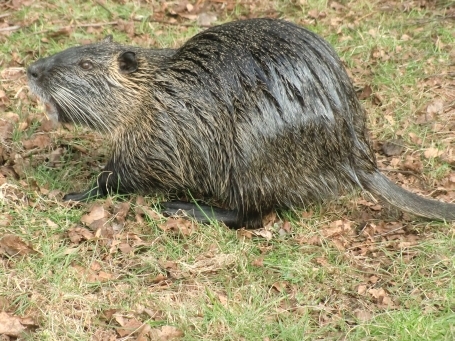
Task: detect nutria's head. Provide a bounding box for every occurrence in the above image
[27,35,147,134]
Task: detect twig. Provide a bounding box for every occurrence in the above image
[0,13,11,19]
[144,17,213,28]
[30,21,118,35]
[0,25,20,32]
[380,169,420,177]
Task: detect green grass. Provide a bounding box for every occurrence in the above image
[1,0,455,340]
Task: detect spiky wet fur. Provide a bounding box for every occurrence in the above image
[27,18,455,228]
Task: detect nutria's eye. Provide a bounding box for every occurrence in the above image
[79,60,93,70]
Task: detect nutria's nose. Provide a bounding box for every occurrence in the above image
[27,57,52,81]
[27,63,44,81]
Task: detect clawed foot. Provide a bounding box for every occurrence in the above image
[161,201,242,228]
[63,186,107,202]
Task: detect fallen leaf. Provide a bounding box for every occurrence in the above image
[0,234,37,256]
[358,84,372,100]
[0,120,13,141]
[148,325,184,340]
[46,218,58,229]
[426,99,444,115]
[0,67,23,81]
[251,229,273,240]
[159,218,194,236]
[81,205,108,225]
[424,147,443,159]
[357,284,367,295]
[354,309,372,321]
[67,227,95,243]
[237,229,253,239]
[0,311,36,337]
[150,273,168,284]
[271,281,289,293]
[0,214,13,227]
[116,317,143,337]
[321,220,351,237]
[114,202,130,223]
[93,329,117,341]
[251,257,264,267]
[218,294,228,307]
[22,134,52,150]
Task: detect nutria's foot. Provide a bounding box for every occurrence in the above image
[161,201,243,228]
[63,186,107,202]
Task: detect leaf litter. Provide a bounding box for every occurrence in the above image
[1,0,455,339]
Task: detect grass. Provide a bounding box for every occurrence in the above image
[1,0,455,340]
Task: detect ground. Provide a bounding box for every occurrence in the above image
[1,0,455,340]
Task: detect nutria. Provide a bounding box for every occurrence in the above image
[27,18,455,228]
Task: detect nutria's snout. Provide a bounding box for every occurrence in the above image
[27,55,58,84]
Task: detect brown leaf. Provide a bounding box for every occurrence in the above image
[0,311,36,337]
[148,325,184,340]
[38,118,56,132]
[159,218,194,236]
[358,84,372,100]
[251,257,264,267]
[118,243,133,254]
[321,220,351,238]
[424,147,443,159]
[150,273,168,284]
[0,67,23,81]
[135,203,163,222]
[0,234,37,257]
[47,26,73,38]
[426,99,444,115]
[81,205,107,225]
[100,308,118,321]
[251,228,273,240]
[271,281,289,293]
[116,317,143,337]
[22,134,52,150]
[0,214,13,227]
[368,287,396,308]
[48,147,65,165]
[237,229,253,239]
[0,120,13,141]
[218,294,228,307]
[67,227,95,243]
[357,284,367,295]
[97,271,113,281]
[354,309,372,321]
[281,221,292,233]
[114,202,130,223]
[46,218,58,229]
[93,329,117,341]
[402,156,422,173]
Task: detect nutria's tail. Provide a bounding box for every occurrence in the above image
[358,170,455,221]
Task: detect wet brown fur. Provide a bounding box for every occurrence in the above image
[27,18,455,228]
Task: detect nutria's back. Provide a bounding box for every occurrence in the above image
[27,18,455,228]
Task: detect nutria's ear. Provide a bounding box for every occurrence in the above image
[102,34,113,43]
[118,51,138,73]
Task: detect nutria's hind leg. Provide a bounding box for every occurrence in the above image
[161,201,248,228]
[63,185,108,202]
